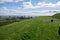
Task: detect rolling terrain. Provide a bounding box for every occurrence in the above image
[0,14,60,40]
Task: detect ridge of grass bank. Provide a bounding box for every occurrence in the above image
[53,13,60,19]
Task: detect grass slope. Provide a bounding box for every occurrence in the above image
[53,13,60,19]
[0,16,60,40]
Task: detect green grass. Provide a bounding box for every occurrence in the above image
[0,18,27,26]
[0,16,60,40]
[53,13,60,19]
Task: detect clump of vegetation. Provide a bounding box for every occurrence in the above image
[0,16,32,26]
[21,33,31,40]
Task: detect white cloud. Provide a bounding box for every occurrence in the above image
[0,7,37,16]
[0,6,60,16]
[23,1,60,9]
[23,2,46,9]
[0,1,60,16]
[0,7,21,15]
[56,1,60,6]
[23,2,35,9]
[0,0,60,9]
[35,2,45,8]
[45,3,56,7]
[0,0,23,3]
[36,2,56,8]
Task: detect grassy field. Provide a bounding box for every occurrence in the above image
[0,14,60,40]
[0,18,30,26]
[0,16,60,40]
[0,18,19,26]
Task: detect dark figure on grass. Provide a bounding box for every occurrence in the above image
[58,27,60,35]
[51,19,53,22]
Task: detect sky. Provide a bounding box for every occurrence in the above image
[0,0,60,16]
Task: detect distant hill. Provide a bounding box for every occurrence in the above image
[0,16,60,40]
[53,13,60,19]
